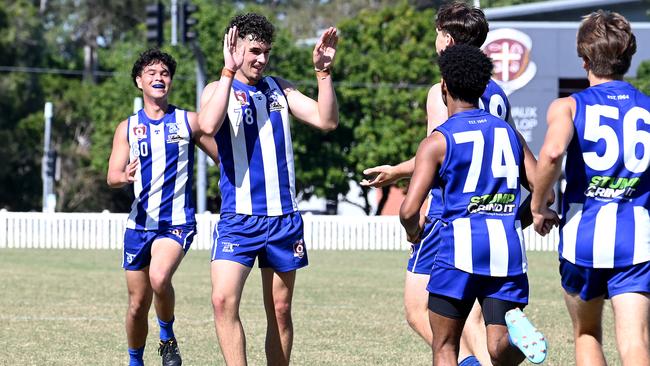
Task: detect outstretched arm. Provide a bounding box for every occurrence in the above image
[282,27,339,131]
[198,27,244,135]
[531,97,575,235]
[361,83,447,188]
[107,120,138,188]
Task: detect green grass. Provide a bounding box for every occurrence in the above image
[0,249,620,365]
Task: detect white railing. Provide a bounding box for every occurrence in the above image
[0,211,559,251]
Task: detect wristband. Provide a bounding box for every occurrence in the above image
[221,67,235,79]
[315,67,331,80]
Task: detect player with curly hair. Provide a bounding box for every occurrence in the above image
[400,44,545,365]
[198,13,339,365]
[108,48,218,366]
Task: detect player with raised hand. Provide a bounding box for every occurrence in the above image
[198,13,339,366]
[532,10,650,366]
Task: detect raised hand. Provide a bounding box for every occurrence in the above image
[223,26,244,72]
[313,27,338,71]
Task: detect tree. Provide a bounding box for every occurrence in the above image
[333,2,438,214]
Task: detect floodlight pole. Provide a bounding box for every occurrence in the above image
[171,0,178,45]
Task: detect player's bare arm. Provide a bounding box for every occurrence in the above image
[198,26,244,136]
[187,111,219,165]
[107,119,138,188]
[360,83,448,188]
[531,97,575,235]
[400,132,446,243]
[280,27,339,131]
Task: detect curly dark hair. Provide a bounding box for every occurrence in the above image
[227,13,275,44]
[131,48,177,88]
[436,1,489,47]
[438,44,493,104]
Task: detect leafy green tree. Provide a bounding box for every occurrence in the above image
[334,2,438,214]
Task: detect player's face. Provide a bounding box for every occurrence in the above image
[238,37,272,84]
[136,62,172,99]
[435,29,452,55]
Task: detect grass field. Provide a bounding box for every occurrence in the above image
[0,249,621,365]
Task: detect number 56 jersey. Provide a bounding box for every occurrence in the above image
[563,80,650,268]
[435,109,526,277]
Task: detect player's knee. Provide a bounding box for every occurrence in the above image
[272,299,292,323]
[149,270,172,294]
[211,291,237,317]
[127,298,149,320]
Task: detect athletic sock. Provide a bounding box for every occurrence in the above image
[128,346,145,366]
[459,355,482,366]
[158,316,175,341]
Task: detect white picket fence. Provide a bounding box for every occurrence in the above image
[0,210,559,251]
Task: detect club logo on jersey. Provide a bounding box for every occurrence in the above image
[221,241,239,253]
[293,239,305,259]
[267,91,284,112]
[585,175,640,201]
[234,90,248,106]
[133,125,147,140]
[125,252,136,264]
[467,193,516,215]
[166,122,179,134]
[170,228,183,238]
[482,28,537,96]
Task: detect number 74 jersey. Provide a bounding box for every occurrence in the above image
[434,109,526,277]
[563,80,650,268]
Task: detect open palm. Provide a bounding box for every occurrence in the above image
[313,27,338,70]
[223,26,244,71]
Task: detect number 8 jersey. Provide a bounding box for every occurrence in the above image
[563,80,650,268]
[435,109,526,277]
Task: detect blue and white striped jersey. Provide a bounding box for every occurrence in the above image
[216,77,298,216]
[427,79,512,218]
[126,106,196,230]
[562,80,650,268]
[435,109,526,277]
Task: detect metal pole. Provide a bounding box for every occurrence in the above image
[171,0,178,46]
[474,0,481,8]
[42,102,53,212]
[193,44,208,213]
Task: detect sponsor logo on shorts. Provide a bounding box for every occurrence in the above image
[409,244,415,258]
[125,252,136,264]
[467,193,516,215]
[293,239,305,259]
[222,241,239,253]
[171,228,183,238]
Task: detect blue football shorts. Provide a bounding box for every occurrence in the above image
[560,258,650,301]
[407,217,441,274]
[122,224,196,270]
[211,212,308,272]
[426,263,529,305]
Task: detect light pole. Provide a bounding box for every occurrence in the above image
[42,102,55,212]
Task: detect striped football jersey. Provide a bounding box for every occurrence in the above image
[435,109,526,277]
[216,77,298,216]
[427,79,512,218]
[562,80,650,268]
[126,105,196,230]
